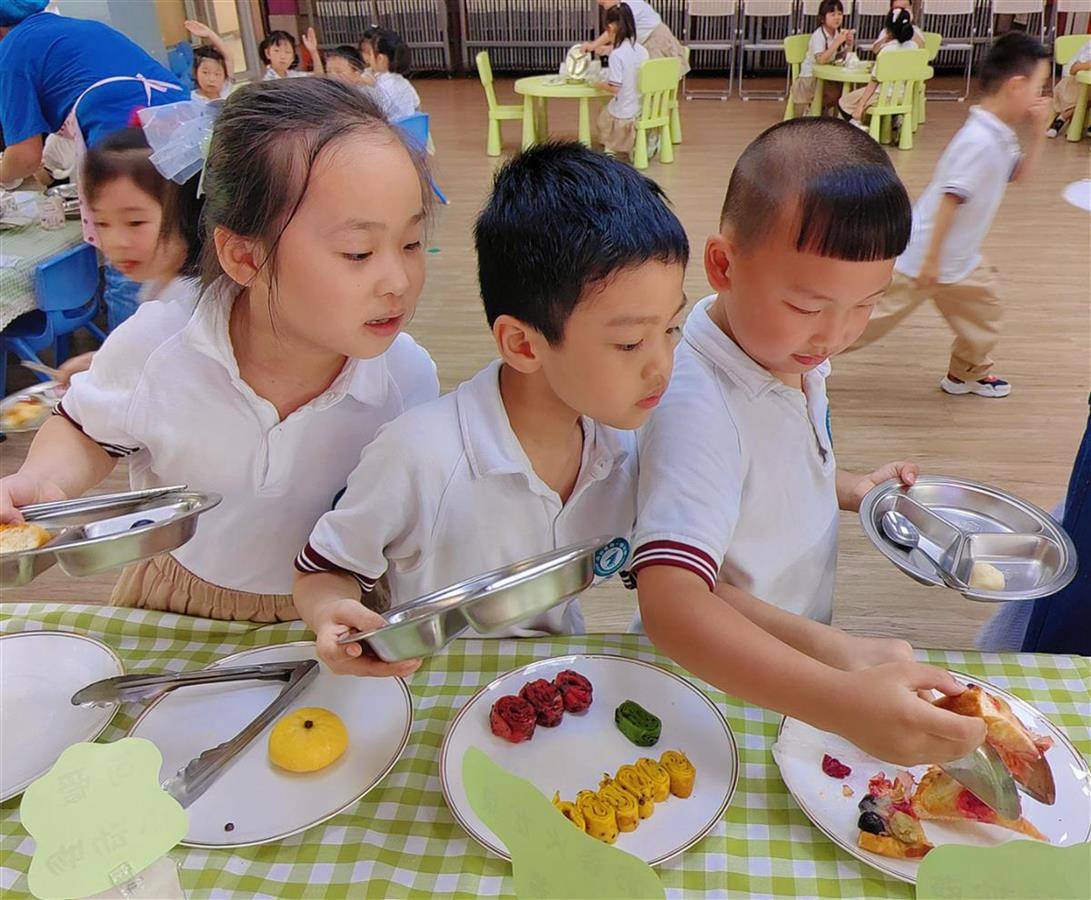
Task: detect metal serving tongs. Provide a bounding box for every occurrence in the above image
[22,485,190,520]
[160,660,318,808]
[71,659,307,708]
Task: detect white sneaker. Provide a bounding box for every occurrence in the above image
[940,374,1011,398]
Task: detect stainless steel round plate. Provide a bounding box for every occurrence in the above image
[0,489,222,587]
[860,476,1077,602]
[563,43,590,80]
[0,381,63,433]
[340,536,616,661]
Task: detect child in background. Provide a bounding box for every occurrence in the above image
[1046,35,1091,137]
[185,19,233,102]
[850,33,1052,398]
[260,28,324,79]
[0,80,437,654]
[584,1,690,79]
[633,117,987,767]
[361,28,419,120]
[792,0,854,117]
[596,3,649,157]
[324,44,369,88]
[871,0,925,52]
[839,8,916,128]
[295,142,688,675]
[357,25,379,76]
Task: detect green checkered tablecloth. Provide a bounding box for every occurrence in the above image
[1,604,1088,899]
[0,220,85,330]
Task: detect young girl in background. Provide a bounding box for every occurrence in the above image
[185,19,233,102]
[55,126,205,381]
[792,0,854,117]
[362,28,419,120]
[840,8,917,128]
[260,28,324,79]
[324,44,369,88]
[0,80,436,662]
[596,3,648,158]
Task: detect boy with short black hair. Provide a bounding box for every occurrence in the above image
[849,32,1052,398]
[634,117,987,766]
[295,142,689,675]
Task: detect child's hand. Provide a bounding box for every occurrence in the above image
[833,663,987,766]
[302,27,319,55]
[56,351,95,388]
[183,19,214,40]
[0,473,67,524]
[915,256,939,291]
[1027,95,1052,129]
[312,597,422,678]
[842,460,919,512]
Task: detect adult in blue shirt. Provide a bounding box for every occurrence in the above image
[0,1,183,186]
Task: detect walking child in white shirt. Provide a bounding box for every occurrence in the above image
[295,142,689,675]
[596,3,650,156]
[633,117,988,767]
[849,33,1052,398]
[0,80,436,661]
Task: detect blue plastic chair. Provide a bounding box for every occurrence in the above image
[394,113,449,205]
[35,243,106,365]
[0,311,55,398]
[167,41,195,92]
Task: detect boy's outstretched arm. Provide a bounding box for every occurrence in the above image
[639,565,986,767]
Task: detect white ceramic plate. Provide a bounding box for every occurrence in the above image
[0,631,123,801]
[127,642,412,847]
[773,672,1091,884]
[441,654,738,866]
[1062,179,1091,212]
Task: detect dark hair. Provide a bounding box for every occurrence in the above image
[371,27,411,74]
[82,128,204,278]
[605,3,639,46]
[884,8,914,45]
[817,0,844,23]
[979,31,1050,94]
[358,25,379,58]
[720,118,911,262]
[259,30,297,67]
[475,142,689,346]
[199,78,432,291]
[193,45,228,80]
[326,44,366,72]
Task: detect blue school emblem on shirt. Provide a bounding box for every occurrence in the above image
[594,538,630,578]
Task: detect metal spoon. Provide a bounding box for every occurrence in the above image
[881,510,963,588]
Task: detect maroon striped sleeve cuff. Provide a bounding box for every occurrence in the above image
[53,401,139,458]
[294,542,376,593]
[630,540,718,591]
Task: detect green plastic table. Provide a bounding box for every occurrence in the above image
[0,219,85,330]
[1,604,1088,898]
[810,63,874,116]
[513,75,603,150]
[1066,69,1091,142]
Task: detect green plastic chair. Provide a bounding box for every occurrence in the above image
[1056,34,1091,142]
[634,57,681,169]
[868,49,929,150]
[476,51,522,156]
[668,46,690,144]
[782,34,812,121]
[915,31,942,127]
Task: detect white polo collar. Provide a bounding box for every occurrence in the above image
[683,295,832,402]
[181,277,392,410]
[457,360,631,492]
[966,106,1020,154]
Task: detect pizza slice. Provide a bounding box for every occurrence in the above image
[856,771,934,859]
[934,684,1054,800]
[912,767,1048,842]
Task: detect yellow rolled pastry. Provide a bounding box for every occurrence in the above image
[615,764,655,818]
[659,750,696,799]
[576,789,619,844]
[552,792,586,832]
[596,776,640,832]
[636,756,671,803]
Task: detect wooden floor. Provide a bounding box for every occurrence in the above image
[3,76,1089,649]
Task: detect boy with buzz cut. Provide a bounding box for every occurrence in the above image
[633,118,987,767]
[849,32,1052,398]
[293,142,689,676]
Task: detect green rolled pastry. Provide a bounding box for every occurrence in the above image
[614,700,661,747]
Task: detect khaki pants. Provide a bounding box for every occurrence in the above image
[849,261,1002,381]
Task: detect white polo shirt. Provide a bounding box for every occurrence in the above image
[371,72,420,122]
[895,106,1022,284]
[631,296,838,623]
[296,360,638,637]
[606,39,650,120]
[623,0,663,43]
[801,26,844,78]
[58,277,438,595]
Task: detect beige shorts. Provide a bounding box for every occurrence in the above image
[598,107,637,153]
[1053,76,1082,118]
